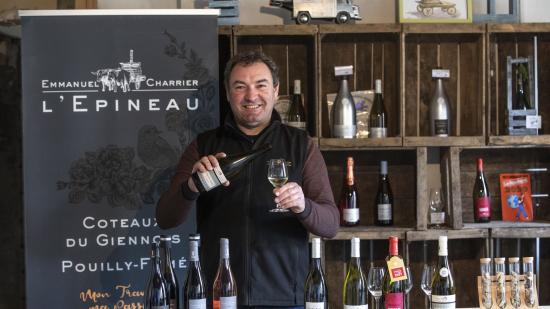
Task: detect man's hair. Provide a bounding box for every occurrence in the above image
[224,50,280,89]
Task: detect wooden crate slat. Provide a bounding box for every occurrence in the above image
[319,23,401,34]
[234,24,317,36]
[319,137,403,148]
[334,227,412,240]
[406,228,488,241]
[488,23,550,33]
[404,136,485,146]
[404,24,485,34]
[416,147,428,230]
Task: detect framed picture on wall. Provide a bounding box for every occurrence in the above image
[399,0,473,23]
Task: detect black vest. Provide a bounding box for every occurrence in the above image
[196,113,309,306]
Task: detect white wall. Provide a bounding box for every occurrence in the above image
[99,0,550,24]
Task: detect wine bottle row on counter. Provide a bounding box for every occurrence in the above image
[338,158,394,227]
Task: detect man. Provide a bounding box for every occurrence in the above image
[156,50,338,308]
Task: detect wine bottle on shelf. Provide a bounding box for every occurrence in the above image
[473,158,491,223]
[159,236,179,309]
[213,238,237,309]
[331,65,357,139]
[430,68,451,137]
[515,68,530,110]
[287,79,307,130]
[369,79,387,138]
[382,236,406,309]
[431,236,456,309]
[192,143,272,193]
[339,157,359,226]
[304,238,328,309]
[184,234,207,309]
[343,237,367,308]
[145,242,169,309]
[375,161,393,226]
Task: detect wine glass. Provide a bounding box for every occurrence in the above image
[421,264,435,309]
[405,266,413,294]
[267,159,289,213]
[429,188,445,228]
[367,266,385,309]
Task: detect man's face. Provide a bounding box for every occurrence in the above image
[226,62,279,135]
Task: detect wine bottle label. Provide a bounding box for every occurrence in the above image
[197,166,227,192]
[430,212,445,225]
[387,256,407,283]
[384,292,404,309]
[431,294,456,309]
[370,127,387,138]
[188,298,207,309]
[377,204,392,221]
[434,120,449,136]
[475,197,491,218]
[214,296,236,309]
[333,125,357,138]
[305,302,326,309]
[344,305,367,309]
[287,121,307,130]
[343,208,359,223]
[439,267,449,278]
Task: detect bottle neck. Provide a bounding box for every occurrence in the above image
[351,238,360,258]
[346,159,354,186]
[339,78,350,95]
[389,238,398,256]
[477,159,484,173]
[189,240,199,262]
[435,78,445,94]
[294,80,301,95]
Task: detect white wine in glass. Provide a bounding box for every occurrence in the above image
[267,159,289,213]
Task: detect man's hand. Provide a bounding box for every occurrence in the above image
[187,152,228,193]
[274,182,305,213]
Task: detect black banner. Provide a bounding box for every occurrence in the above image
[21,10,219,308]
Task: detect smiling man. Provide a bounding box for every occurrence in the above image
[156,51,338,309]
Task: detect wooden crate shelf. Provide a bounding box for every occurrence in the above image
[318,27,401,140]
[443,147,550,229]
[333,226,412,240]
[488,24,550,145]
[318,137,403,149]
[323,148,427,230]
[406,228,489,241]
[402,27,486,144]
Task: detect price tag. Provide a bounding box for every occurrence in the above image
[387,256,407,283]
[526,115,542,129]
[432,69,450,78]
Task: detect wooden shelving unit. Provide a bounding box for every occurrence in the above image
[219,23,550,308]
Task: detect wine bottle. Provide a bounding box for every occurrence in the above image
[192,143,272,193]
[343,237,367,308]
[431,236,456,309]
[473,158,491,223]
[304,238,328,309]
[515,68,530,110]
[369,79,387,138]
[339,157,359,226]
[382,236,405,309]
[159,236,179,309]
[287,79,307,130]
[430,69,451,137]
[184,234,207,309]
[145,242,169,309]
[212,238,237,309]
[375,161,393,226]
[331,65,357,138]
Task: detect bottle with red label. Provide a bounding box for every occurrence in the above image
[473,158,491,223]
[382,236,405,309]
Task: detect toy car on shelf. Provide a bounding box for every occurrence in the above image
[269,0,361,24]
[416,0,457,17]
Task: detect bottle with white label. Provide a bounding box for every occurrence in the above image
[343,237,368,308]
[339,157,359,226]
[144,242,169,309]
[430,68,451,137]
[213,238,237,309]
[304,238,328,309]
[431,236,456,309]
[287,79,307,130]
[375,161,393,226]
[184,234,207,309]
[369,79,387,138]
